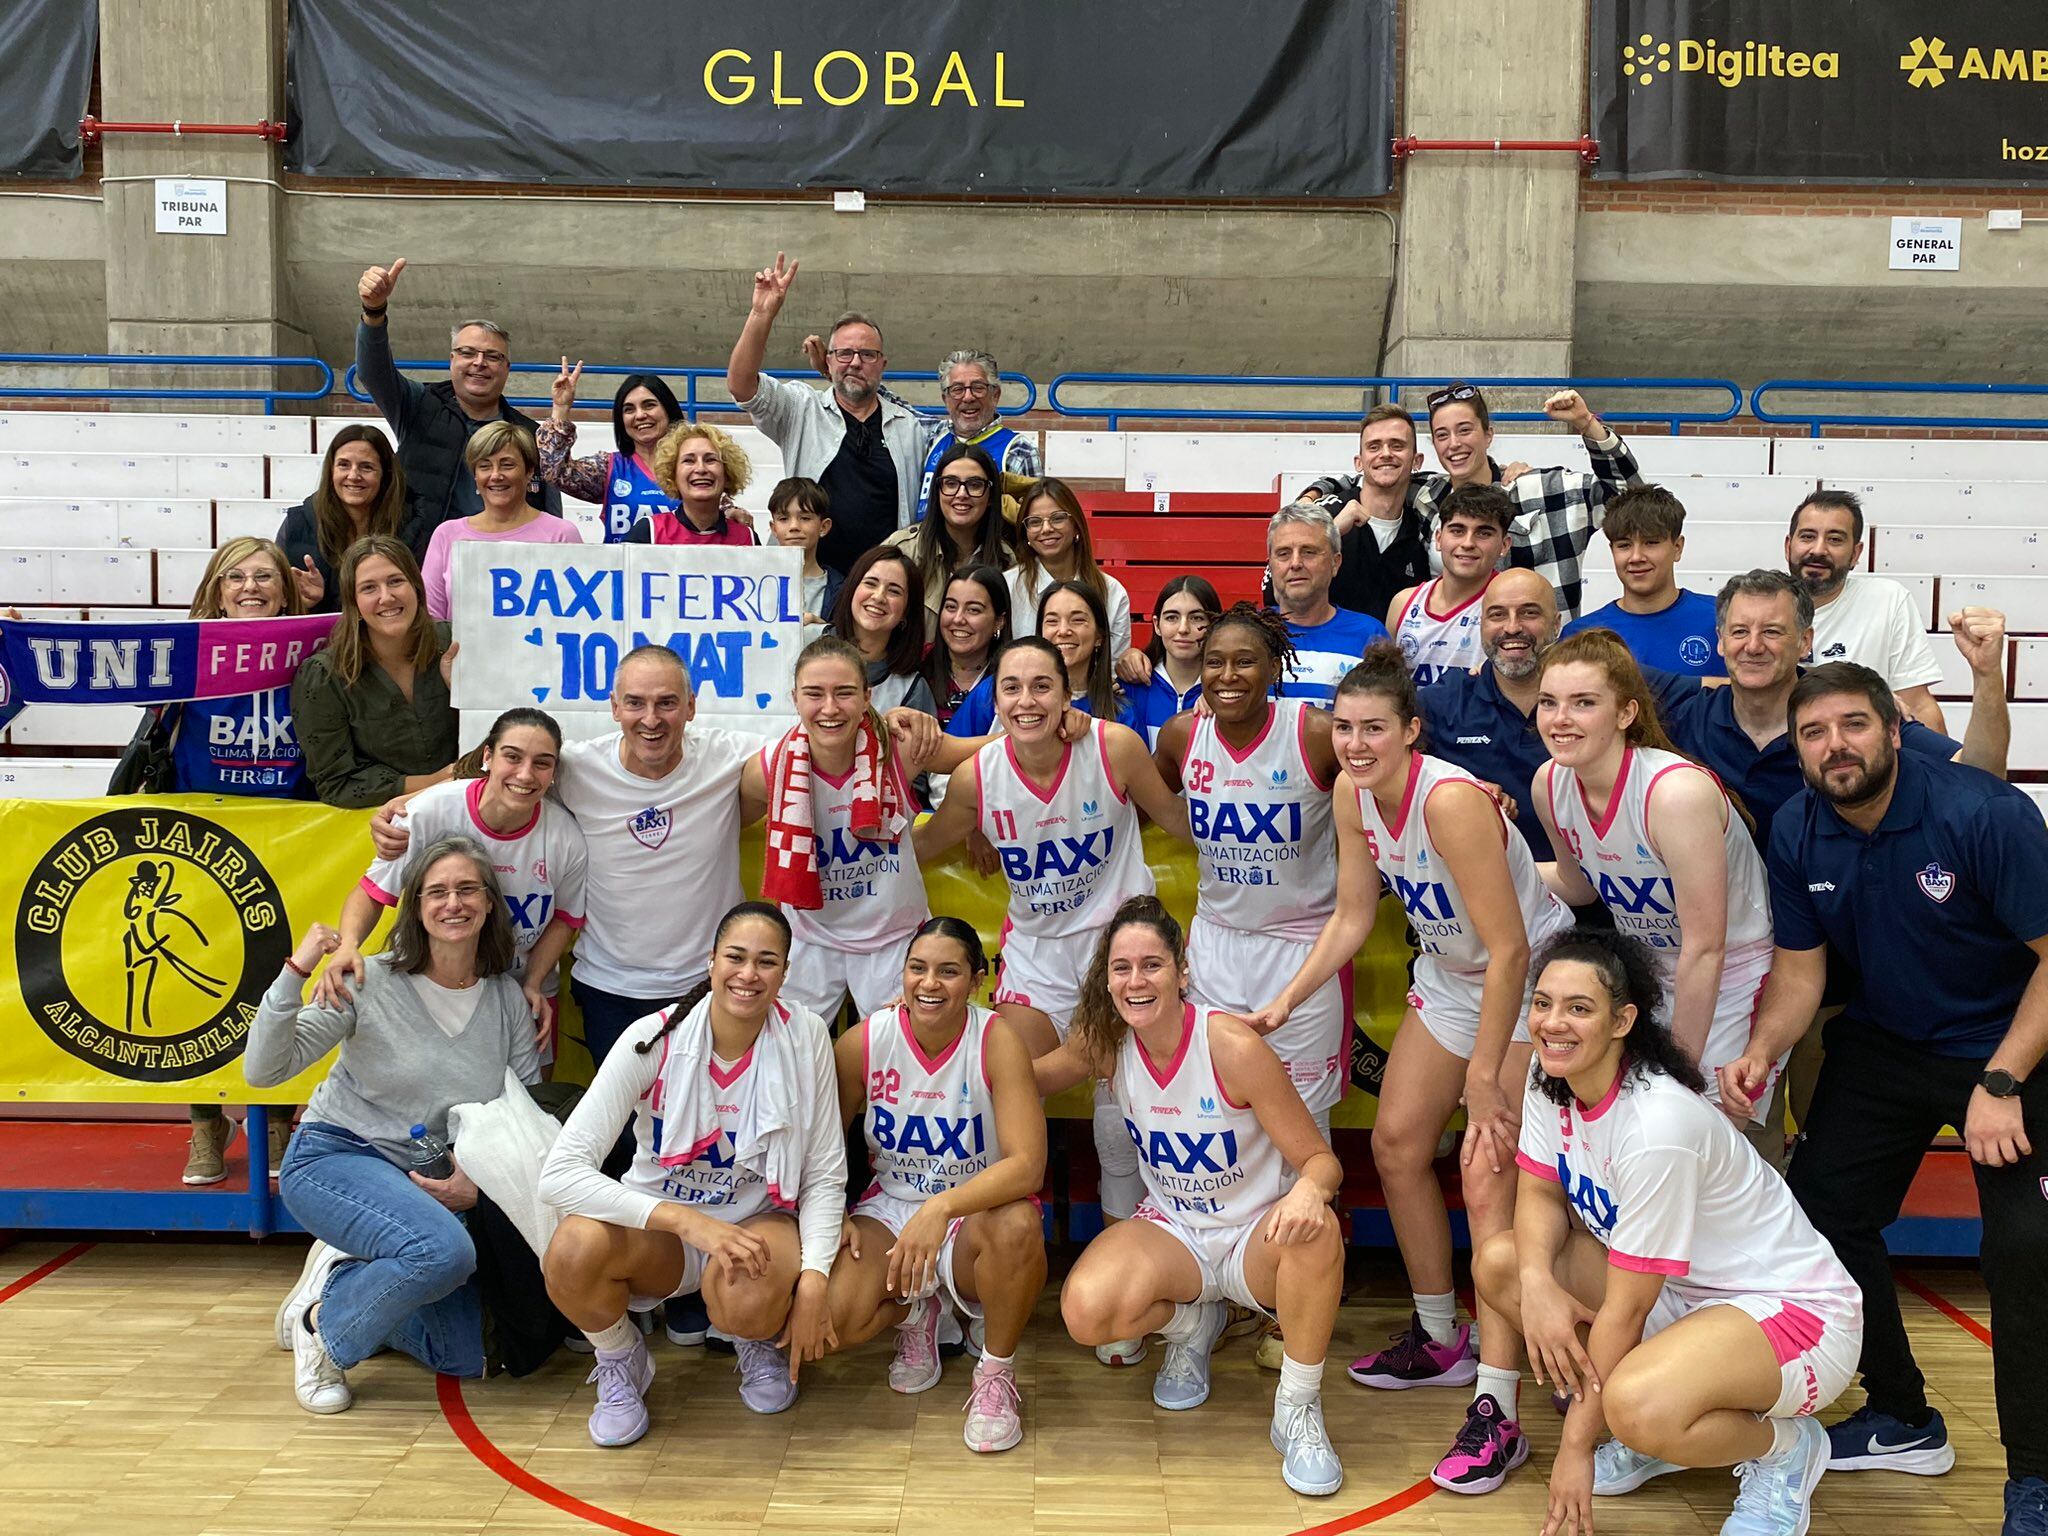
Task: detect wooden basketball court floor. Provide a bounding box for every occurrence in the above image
[0,1240,2009,1536]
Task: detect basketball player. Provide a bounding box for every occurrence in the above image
[1251,640,1569,1493]
[1386,484,1510,685]
[828,919,1048,1453]
[1528,630,1780,1152]
[916,636,1192,1365]
[1042,897,1348,1498]
[1479,929,1859,1535]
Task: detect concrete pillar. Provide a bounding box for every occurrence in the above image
[1384,0,1586,384]
[98,0,308,408]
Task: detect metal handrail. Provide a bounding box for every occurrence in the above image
[0,353,336,414]
[340,362,1038,419]
[1048,372,1744,434]
[1750,379,2048,438]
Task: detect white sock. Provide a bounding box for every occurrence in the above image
[1764,1416,1800,1460]
[1277,1353,1324,1406]
[1474,1364,1520,1418]
[1413,1290,1459,1346]
[1160,1302,1209,1345]
[979,1350,1015,1374]
[586,1317,640,1354]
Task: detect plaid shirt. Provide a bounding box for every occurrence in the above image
[1411,431,1643,622]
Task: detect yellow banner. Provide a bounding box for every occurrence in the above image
[2,801,1414,1125]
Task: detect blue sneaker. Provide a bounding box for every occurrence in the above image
[1824,1404,1956,1475]
[1723,1415,1829,1536]
[663,1293,709,1347]
[2006,1475,2048,1536]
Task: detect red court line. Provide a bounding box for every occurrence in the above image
[438,1374,683,1536]
[1897,1269,1993,1349]
[0,1241,94,1305]
[441,1366,1437,1536]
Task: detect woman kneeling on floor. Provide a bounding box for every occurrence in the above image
[538,902,845,1446]
[252,834,542,1414]
[1036,896,1349,1498]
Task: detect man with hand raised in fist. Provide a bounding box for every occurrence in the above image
[355,256,558,532]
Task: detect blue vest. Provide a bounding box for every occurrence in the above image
[919,425,1022,519]
[601,451,674,542]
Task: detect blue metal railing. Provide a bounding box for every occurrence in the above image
[1750,379,2048,438]
[340,362,1038,419]
[1048,372,1744,433]
[0,353,336,415]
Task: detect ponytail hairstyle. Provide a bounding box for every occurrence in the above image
[793,633,888,761]
[905,915,990,979]
[454,705,562,779]
[993,633,1068,692]
[1143,574,1222,667]
[1038,578,1123,723]
[634,901,794,1053]
[1070,896,1186,1072]
[1204,601,1297,686]
[1333,638,1426,751]
[1528,929,1707,1107]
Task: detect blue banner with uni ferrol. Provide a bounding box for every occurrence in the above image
[285,0,1396,199]
[1593,0,2048,183]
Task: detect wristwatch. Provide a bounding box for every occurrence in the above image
[1981,1068,2024,1098]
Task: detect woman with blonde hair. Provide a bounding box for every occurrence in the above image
[276,424,418,613]
[418,421,583,621]
[292,534,460,809]
[629,421,758,546]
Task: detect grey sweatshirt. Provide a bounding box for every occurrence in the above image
[245,954,539,1164]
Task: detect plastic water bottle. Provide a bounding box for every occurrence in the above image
[406,1123,454,1180]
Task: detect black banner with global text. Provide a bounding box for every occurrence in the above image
[286,0,1396,199]
[1592,0,2048,184]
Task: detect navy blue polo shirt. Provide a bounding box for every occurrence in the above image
[1416,663,1694,863]
[1768,752,2048,1058]
[1657,675,1960,850]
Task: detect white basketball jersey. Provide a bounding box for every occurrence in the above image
[1358,753,1570,977]
[1181,701,1336,941]
[765,749,930,954]
[978,723,1153,942]
[1114,1006,1293,1233]
[861,1004,998,1203]
[1394,578,1488,686]
[645,1044,775,1225]
[1545,745,1774,973]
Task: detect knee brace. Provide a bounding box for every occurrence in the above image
[1092,1084,1141,1221]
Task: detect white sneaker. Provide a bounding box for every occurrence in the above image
[889,1295,945,1395]
[292,1311,351,1414]
[1096,1337,1149,1367]
[275,1241,349,1352]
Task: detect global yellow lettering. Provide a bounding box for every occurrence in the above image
[995,52,1023,107]
[772,50,803,106]
[815,49,868,106]
[705,48,753,105]
[885,50,917,104]
[932,51,979,106]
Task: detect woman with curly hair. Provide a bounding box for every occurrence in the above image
[628,421,758,546]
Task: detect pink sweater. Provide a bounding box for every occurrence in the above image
[421,513,587,620]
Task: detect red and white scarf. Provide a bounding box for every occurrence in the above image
[759,711,912,909]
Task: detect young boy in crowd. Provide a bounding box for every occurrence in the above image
[768,477,842,641]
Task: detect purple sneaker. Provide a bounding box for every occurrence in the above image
[1347,1311,1477,1390]
[1431,1393,1529,1494]
[735,1337,799,1414]
[585,1341,655,1447]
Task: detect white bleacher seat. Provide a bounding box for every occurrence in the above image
[313,417,395,452]
[267,453,323,500]
[214,499,298,542]
[1928,642,1983,703]
[1127,433,1359,493]
[1469,433,1772,480]
[2012,639,2048,702]
[154,548,213,608]
[1874,526,2048,578]
[0,756,118,799]
[3,452,266,499]
[1661,477,1816,519]
[1578,568,1744,617]
[1644,522,1783,571]
[1937,700,2048,777]
[1941,576,2048,636]
[2023,785,2048,821]
[1043,432,1128,480]
[0,412,311,455]
[0,500,119,549]
[7,704,145,749]
[1828,478,2048,528]
[1776,438,2048,482]
[116,501,214,550]
[0,549,158,605]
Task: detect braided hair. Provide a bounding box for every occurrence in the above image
[1205,601,1297,683]
[634,901,793,1053]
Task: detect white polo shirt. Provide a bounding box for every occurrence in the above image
[1805,574,1942,692]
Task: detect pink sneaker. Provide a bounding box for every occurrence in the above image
[1347,1312,1477,1389]
[962,1361,1023,1453]
[889,1295,944,1394]
[1431,1394,1529,1494]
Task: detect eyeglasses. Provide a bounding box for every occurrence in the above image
[938,476,991,497]
[1424,383,1479,413]
[1022,512,1073,533]
[942,382,993,399]
[827,347,882,364]
[452,346,508,366]
[221,569,279,587]
[422,883,487,902]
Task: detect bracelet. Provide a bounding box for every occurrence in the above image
[283,957,311,979]
[361,304,388,319]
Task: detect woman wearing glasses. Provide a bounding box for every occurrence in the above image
[885,443,1013,638]
[1007,479,1136,664]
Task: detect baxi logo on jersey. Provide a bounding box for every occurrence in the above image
[629,806,672,850]
[1916,862,1955,903]
[14,807,288,1083]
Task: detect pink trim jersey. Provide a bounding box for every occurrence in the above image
[1517,1067,1858,1316]
[1546,745,1773,974]
[363,777,588,992]
[1357,753,1570,978]
[1113,1006,1292,1233]
[978,722,1153,942]
[763,748,930,955]
[1181,700,1336,942]
[860,1004,998,1202]
[642,1038,776,1226]
[1394,577,1488,686]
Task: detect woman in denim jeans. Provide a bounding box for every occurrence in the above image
[248,835,540,1414]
